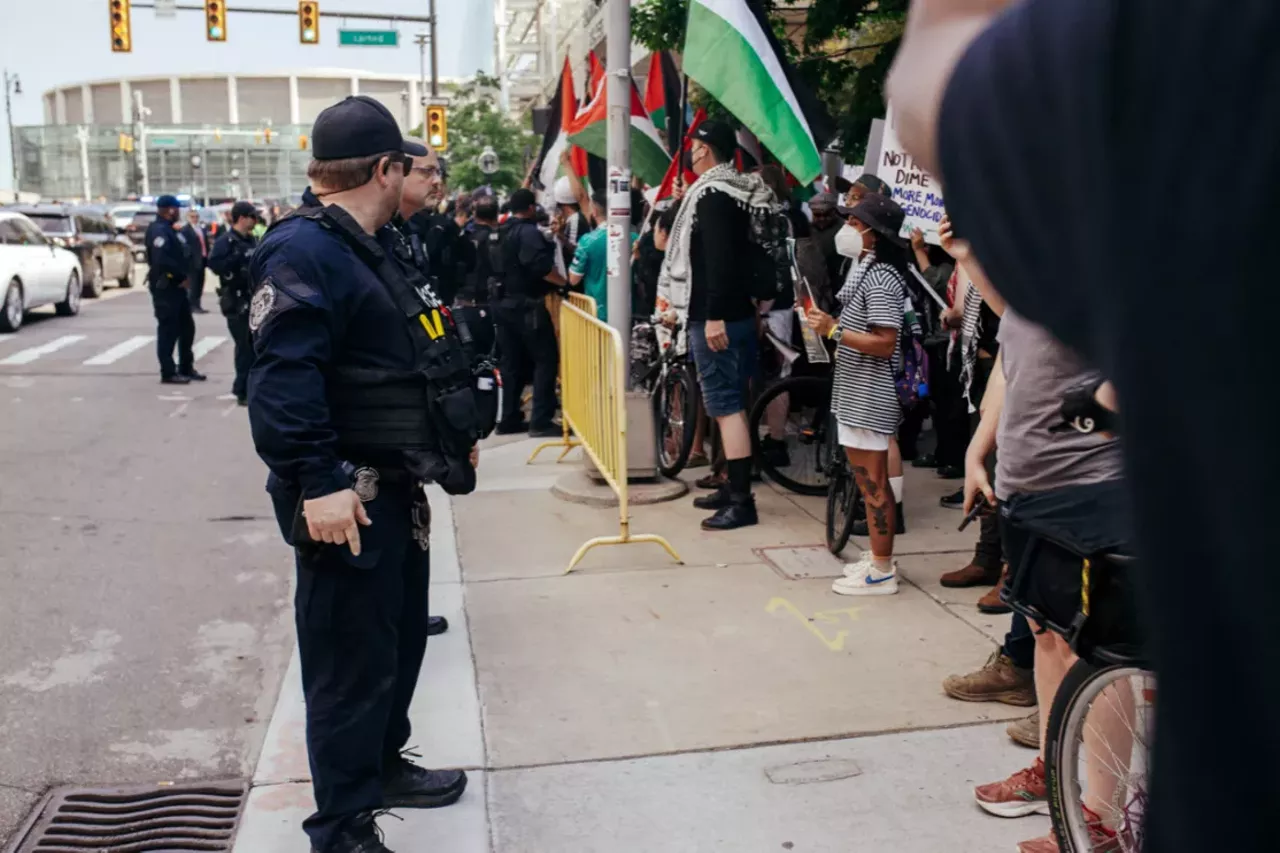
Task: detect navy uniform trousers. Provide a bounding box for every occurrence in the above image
[293,481,430,851]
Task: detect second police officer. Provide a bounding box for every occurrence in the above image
[206,201,259,405]
[493,187,566,437]
[246,95,479,853]
[145,195,205,384]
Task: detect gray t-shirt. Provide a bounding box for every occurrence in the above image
[995,309,1123,499]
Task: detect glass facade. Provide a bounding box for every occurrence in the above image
[14,123,315,204]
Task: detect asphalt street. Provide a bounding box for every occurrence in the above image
[0,277,294,846]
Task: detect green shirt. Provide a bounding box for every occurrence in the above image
[569,227,636,322]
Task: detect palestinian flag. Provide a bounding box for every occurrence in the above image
[655,108,707,202]
[587,51,606,95]
[682,0,834,183]
[532,57,588,191]
[643,51,684,154]
[567,76,671,188]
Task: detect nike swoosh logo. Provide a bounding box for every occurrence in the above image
[865,573,896,584]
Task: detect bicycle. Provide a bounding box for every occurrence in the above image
[823,411,861,554]
[1002,396,1151,852]
[748,370,834,497]
[633,320,698,479]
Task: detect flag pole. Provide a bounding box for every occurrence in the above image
[606,0,632,374]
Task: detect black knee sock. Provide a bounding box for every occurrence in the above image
[726,457,752,498]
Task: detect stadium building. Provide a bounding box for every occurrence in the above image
[17,69,452,203]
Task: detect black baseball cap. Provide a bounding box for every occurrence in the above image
[156,194,180,209]
[312,95,419,161]
[692,119,737,161]
[508,188,537,214]
[230,201,259,221]
[402,137,429,157]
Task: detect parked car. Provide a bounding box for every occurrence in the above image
[124,206,158,263]
[0,211,84,333]
[6,204,134,297]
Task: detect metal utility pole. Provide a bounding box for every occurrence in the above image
[76,126,92,201]
[133,90,151,197]
[428,0,439,98]
[605,0,632,364]
[4,70,19,188]
[414,31,429,109]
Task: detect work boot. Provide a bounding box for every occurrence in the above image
[851,502,906,536]
[940,562,1002,588]
[179,369,208,381]
[937,464,964,480]
[701,496,758,530]
[942,649,1036,706]
[912,453,938,469]
[692,487,731,510]
[694,472,725,490]
[939,488,965,509]
[495,419,528,435]
[978,565,1013,614]
[382,753,467,809]
[313,811,393,853]
[1007,711,1040,749]
[160,374,191,385]
[426,616,448,636]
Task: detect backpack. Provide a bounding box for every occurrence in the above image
[747,205,793,301]
[471,225,506,301]
[895,335,931,410]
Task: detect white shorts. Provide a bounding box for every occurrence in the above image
[838,424,892,452]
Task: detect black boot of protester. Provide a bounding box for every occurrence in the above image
[693,487,732,510]
[702,457,758,530]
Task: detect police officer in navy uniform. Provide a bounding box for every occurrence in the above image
[206,201,259,405]
[247,95,476,853]
[493,187,565,436]
[146,195,206,384]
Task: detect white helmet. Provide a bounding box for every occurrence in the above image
[553,176,577,207]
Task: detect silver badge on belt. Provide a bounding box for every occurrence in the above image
[352,467,379,502]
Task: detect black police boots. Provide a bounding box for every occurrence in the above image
[312,811,394,853]
[382,755,467,809]
[426,615,448,636]
[180,369,208,381]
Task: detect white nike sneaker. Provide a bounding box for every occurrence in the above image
[842,556,875,578]
[832,560,899,596]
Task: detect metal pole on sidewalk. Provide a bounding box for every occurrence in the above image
[605,0,631,374]
[428,0,440,98]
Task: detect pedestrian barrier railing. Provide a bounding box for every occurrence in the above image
[542,297,682,574]
[527,291,596,464]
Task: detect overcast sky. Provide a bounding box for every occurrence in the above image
[1,0,495,191]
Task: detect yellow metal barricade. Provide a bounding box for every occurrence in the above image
[527,292,597,463]
[548,298,681,574]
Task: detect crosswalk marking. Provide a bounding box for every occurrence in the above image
[0,335,87,366]
[192,336,227,361]
[83,335,155,366]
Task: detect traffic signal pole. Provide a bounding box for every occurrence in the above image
[127,2,435,26]
[429,0,439,99]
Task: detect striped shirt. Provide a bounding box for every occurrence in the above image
[832,255,905,435]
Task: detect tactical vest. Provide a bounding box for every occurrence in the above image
[274,204,481,491]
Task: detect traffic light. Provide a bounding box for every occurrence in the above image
[109,0,132,53]
[298,1,319,44]
[205,0,225,41]
[426,105,448,151]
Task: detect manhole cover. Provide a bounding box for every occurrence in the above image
[758,545,849,579]
[12,780,246,852]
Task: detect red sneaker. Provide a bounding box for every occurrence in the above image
[1014,807,1121,852]
[974,758,1049,818]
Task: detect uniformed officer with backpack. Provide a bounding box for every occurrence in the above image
[246,95,481,853]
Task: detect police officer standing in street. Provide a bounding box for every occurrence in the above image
[247,95,477,853]
[146,195,205,384]
[206,201,259,405]
[493,187,565,436]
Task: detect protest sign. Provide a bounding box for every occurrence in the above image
[866,107,946,244]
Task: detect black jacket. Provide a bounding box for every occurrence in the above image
[207,229,257,316]
[499,218,557,300]
[689,190,756,322]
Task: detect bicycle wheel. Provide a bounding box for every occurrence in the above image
[654,364,697,478]
[749,375,831,496]
[1046,659,1154,852]
[824,453,859,555]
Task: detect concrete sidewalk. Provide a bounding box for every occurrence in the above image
[232,437,1047,852]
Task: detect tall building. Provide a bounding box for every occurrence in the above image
[18,69,455,202]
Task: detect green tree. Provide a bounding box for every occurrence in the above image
[412,72,534,193]
[632,0,906,163]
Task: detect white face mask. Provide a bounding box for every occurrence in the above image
[834,224,864,259]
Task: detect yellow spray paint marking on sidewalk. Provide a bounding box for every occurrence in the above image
[765,598,862,652]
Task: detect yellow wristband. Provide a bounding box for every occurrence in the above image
[827,325,840,341]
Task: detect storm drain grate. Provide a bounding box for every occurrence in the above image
[12,780,246,852]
